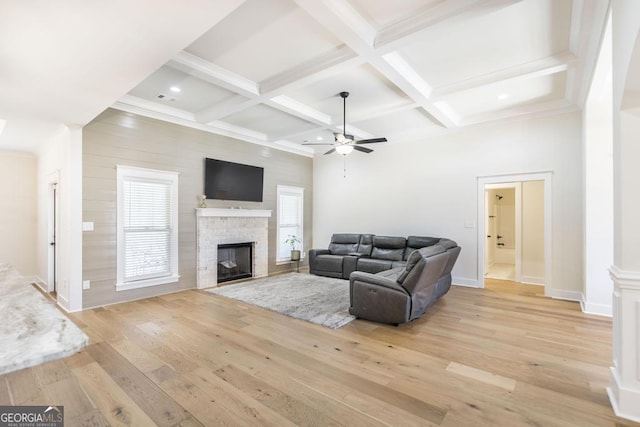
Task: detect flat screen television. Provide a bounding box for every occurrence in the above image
[204,158,264,202]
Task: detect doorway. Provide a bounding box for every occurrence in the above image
[477,172,552,295]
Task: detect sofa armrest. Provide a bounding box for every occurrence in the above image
[309,249,330,259]
[350,271,408,294]
[349,271,411,324]
[308,249,330,269]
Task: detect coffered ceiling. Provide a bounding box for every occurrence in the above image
[116,0,609,156]
[0,0,609,155]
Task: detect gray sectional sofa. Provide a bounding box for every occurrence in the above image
[309,234,457,278]
[309,233,461,324]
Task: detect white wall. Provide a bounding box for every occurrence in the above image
[521,180,545,283]
[313,111,583,294]
[0,151,37,275]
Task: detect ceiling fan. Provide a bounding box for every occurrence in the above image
[303,91,387,155]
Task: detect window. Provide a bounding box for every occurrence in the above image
[277,185,304,263]
[116,165,179,291]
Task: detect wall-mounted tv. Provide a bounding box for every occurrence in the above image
[204,158,264,202]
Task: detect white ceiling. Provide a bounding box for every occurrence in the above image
[0,0,609,156]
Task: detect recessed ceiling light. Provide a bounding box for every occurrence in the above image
[497,93,509,100]
[316,136,323,140]
[170,86,181,93]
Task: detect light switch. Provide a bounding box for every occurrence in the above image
[82,280,90,290]
[82,222,94,231]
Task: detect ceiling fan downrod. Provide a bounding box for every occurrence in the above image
[340,91,349,139]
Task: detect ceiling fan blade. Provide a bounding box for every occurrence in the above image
[355,137,387,144]
[353,146,373,154]
[301,142,334,146]
[324,148,336,155]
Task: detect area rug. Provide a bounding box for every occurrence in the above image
[207,273,355,329]
[0,263,88,375]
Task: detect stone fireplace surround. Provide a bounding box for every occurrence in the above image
[196,208,271,288]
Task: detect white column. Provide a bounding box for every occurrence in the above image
[608,1,640,421]
[582,13,614,316]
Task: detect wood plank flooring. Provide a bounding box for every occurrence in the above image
[1,278,637,426]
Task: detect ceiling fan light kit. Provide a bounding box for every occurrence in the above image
[335,144,354,155]
[302,91,387,156]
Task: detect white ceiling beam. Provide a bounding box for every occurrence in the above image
[459,98,577,127]
[565,0,609,107]
[196,97,260,124]
[269,126,328,143]
[268,95,331,125]
[116,95,196,121]
[430,52,577,100]
[207,120,267,141]
[348,101,419,123]
[294,0,456,128]
[375,0,522,53]
[260,45,363,94]
[112,97,313,158]
[171,48,353,131]
[377,53,457,127]
[271,139,316,154]
[170,52,259,97]
[294,0,376,52]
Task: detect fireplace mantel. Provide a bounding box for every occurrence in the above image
[196,208,272,218]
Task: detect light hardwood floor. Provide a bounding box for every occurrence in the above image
[1,278,637,426]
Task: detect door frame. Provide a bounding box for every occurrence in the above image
[477,172,552,296]
[47,170,60,294]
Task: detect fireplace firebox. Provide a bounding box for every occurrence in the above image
[217,242,253,283]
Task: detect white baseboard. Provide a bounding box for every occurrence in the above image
[520,275,544,285]
[608,367,640,423]
[547,289,582,302]
[452,277,481,288]
[580,293,612,317]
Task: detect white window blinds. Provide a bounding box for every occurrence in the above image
[277,185,303,261]
[123,179,172,281]
[117,166,179,291]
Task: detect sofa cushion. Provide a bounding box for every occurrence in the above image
[328,233,361,255]
[377,267,404,281]
[357,234,374,256]
[437,238,457,249]
[407,236,440,248]
[404,236,440,259]
[357,258,393,274]
[371,236,406,261]
[397,245,446,284]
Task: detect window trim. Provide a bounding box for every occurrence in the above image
[276,185,304,264]
[116,165,180,291]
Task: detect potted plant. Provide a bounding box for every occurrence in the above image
[285,235,302,261]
